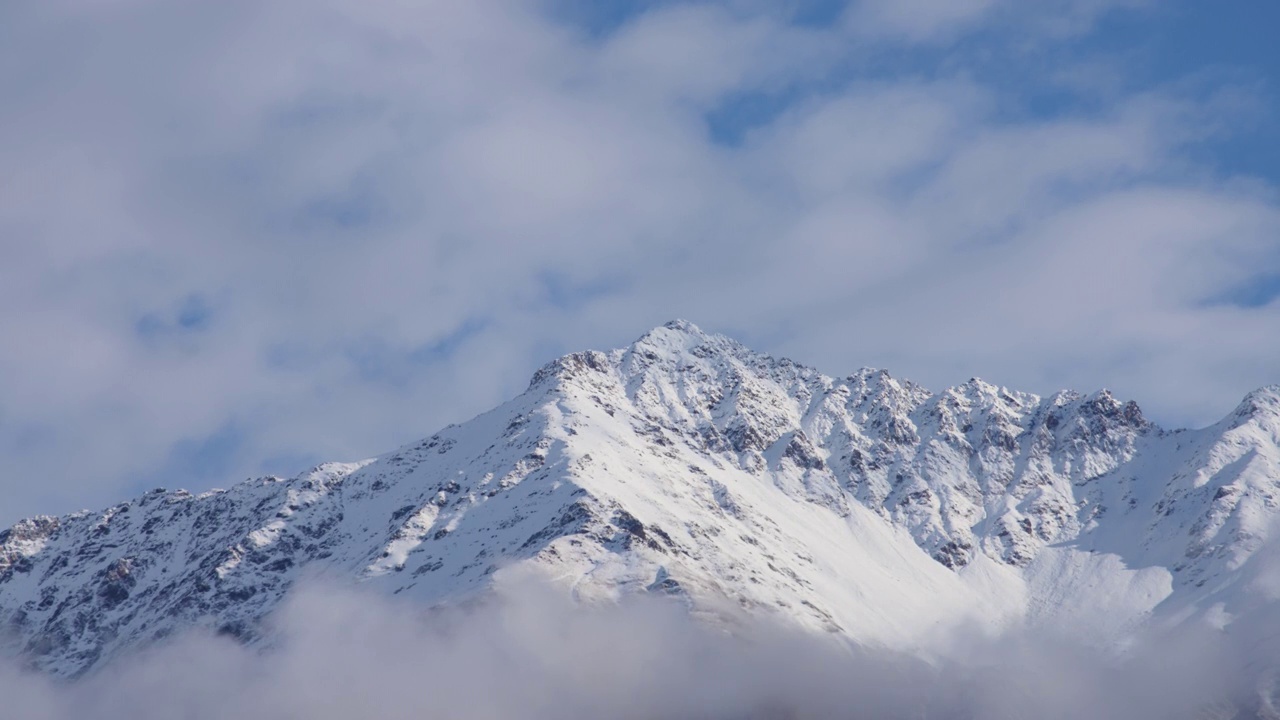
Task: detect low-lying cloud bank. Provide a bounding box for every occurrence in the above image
[3,572,1279,720]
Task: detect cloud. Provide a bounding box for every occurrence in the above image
[844,0,1002,42]
[0,0,1278,523]
[0,568,1276,719]
[842,0,1147,44]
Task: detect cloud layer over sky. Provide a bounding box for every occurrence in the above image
[1,0,1279,522]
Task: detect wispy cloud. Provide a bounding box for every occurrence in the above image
[0,0,1276,521]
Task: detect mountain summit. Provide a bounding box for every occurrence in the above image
[2,321,1279,676]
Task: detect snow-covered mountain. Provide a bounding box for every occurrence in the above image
[2,320,1279,678]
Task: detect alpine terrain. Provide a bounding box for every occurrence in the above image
[2,321,1279,685]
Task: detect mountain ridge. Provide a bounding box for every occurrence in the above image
[2,320,1278,677]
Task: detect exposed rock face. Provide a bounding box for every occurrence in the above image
[2,320,1279,677]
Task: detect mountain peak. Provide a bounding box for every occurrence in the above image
[659,318,704,334]
[526,321,760,395]
[1232,385,1280,424]
[5,323,1280,684]
[630,319,722,352]
[623,320,755,368]
[526,349,613,391]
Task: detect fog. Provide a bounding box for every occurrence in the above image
[2,570,1278,720]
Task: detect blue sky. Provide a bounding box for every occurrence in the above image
[1098,3,1279,178]
[0,0,1278,524]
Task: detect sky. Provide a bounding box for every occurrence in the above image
[1,0,1279,525]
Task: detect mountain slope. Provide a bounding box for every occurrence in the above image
[2,320,1278,677]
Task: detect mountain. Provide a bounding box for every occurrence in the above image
[2,320,1279,678]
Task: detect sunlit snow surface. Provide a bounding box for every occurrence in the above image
[1,321,1278,679]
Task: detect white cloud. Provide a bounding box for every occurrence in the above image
[0,571,1276,718]
[843,0,1149,43]
[0,0,1277,523]
[845,0,1002,42]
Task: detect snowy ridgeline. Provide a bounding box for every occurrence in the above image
[1,320,1279,677]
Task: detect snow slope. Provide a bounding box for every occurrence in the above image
[1,321,1278,677]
